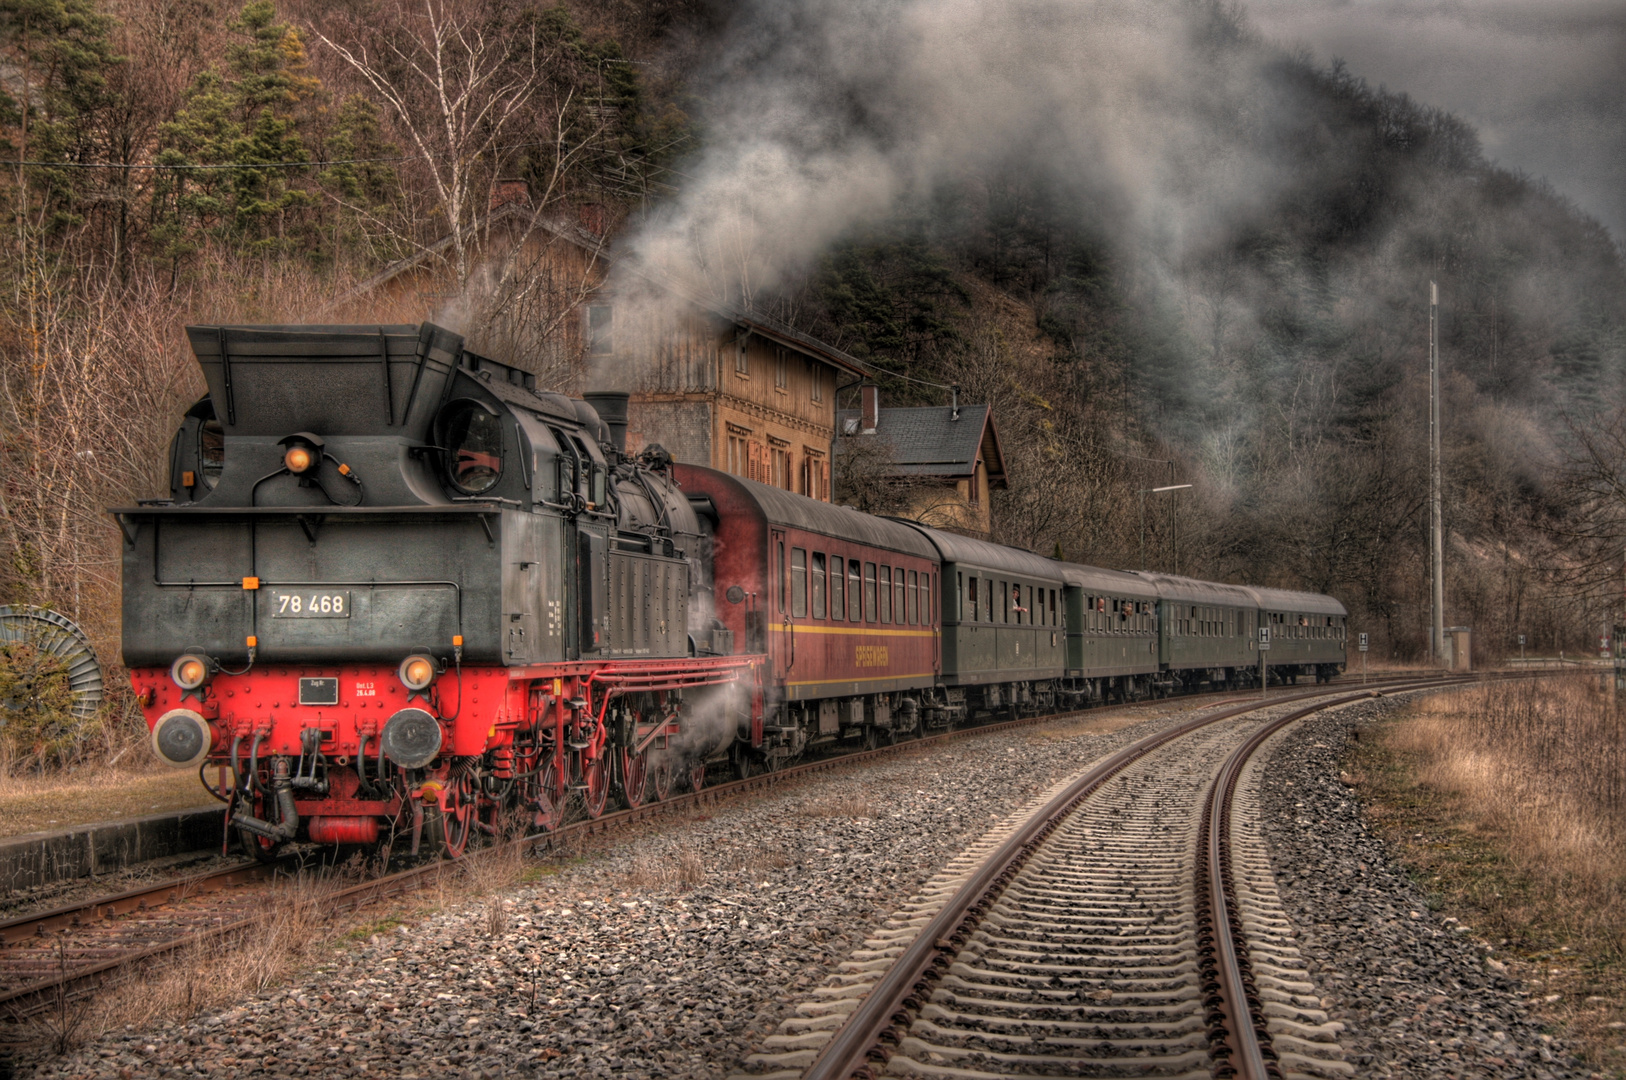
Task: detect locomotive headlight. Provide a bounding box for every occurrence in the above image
[277,431,325,476]
[380,708,442,769]
[283,445,316,474]
[151,708,213,768]
[170,653,212,691]
[398,654,437,691]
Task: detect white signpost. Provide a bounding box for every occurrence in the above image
[1358,632,1369,684]
[1258,625,1270,698]
[1518,634,1526,665]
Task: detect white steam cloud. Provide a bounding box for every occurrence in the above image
[610,0,1288,340]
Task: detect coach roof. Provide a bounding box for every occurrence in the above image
[1056,561,1160,599]
[1134,572,1260,607]
[1246,586,1348,617]
[899,524,1066,584]
[724,476,939,559]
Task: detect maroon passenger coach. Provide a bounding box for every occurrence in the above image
[675,465,941,770]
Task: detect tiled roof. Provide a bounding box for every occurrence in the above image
[835,404,1004,481]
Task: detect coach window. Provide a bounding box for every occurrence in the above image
[895,571,907,625]
[907,570,919,624]
[848,560,862,621]
[864,563,877,622]
[791,549,807,618]
[831,557,845,620]
[926,574,935,623]
[985,579,994,622]
[812,553,827,619]
[878,566,892,623]
[967,576,978,621]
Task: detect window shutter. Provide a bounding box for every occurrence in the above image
[748,441,762,482]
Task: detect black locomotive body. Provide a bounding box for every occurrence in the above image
[124,323,754,858]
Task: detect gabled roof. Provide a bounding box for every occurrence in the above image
[334,202,867,378]
[835,404,1007,487]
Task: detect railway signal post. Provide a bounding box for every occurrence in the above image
[1358,632,1368,684]
[1258,624,1270,698]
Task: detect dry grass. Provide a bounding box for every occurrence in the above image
[1355,675,1626,1074]
[620,842,709,892]
[0,766,208,838]
[14,870,351,1057]
[805,791,873,819]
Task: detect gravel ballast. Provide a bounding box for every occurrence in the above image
[18,705,1203,1080]
[1261,695,1589,1080]
[18,689,1588,1080]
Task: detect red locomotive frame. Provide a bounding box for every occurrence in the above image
[132,653,763,857]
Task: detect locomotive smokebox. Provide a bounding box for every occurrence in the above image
[582,392,630,454]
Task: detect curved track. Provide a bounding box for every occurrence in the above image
[782,675,1494,1079]
[0,673,1500,1024]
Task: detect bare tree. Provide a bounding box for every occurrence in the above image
[312,0,587,286]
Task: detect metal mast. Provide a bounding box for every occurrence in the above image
[1430,281,1445,665]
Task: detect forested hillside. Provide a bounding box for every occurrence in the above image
[1,0,1622,669]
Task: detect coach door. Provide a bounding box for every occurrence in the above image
[772,529,794,678]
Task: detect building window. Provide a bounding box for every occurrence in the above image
[727,424,754,478]
[811,369,823,403]
[969,460,982,506]
[775,347,788,390]
[586,305,612,356]
[770,444,791,489]
[735,337,749,376]
[800,449,826,499]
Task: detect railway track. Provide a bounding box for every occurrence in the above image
[743,673,1506,1080]
[0,672,1499,1026]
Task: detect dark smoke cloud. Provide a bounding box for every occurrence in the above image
[1246,0,1626,242]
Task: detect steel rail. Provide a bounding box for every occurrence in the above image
[0,670,1500,1020]
[801,671,1514,1080]
[1198,675,1477,1078]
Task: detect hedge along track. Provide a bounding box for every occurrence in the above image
[0,672,1482,1025]
[773,674,1507,1080]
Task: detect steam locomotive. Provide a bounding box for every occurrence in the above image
[120,322,1346,860]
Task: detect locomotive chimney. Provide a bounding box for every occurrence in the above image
[860,383,879,435]
[583,391,630,454]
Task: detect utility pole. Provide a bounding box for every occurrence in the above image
[1430,281,1445,667]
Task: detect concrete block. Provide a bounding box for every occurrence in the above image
[1,805,223,894]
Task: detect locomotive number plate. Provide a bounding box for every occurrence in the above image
[271,591,351,618]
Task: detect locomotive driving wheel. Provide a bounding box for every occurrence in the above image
[439,771,477,859]
[688,760,707,793]
[621,747,649,807]
[527,754,568,832]
[647,750,674,802]
[581,753,610,818]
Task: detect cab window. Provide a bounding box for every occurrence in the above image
[440,400,504,494]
